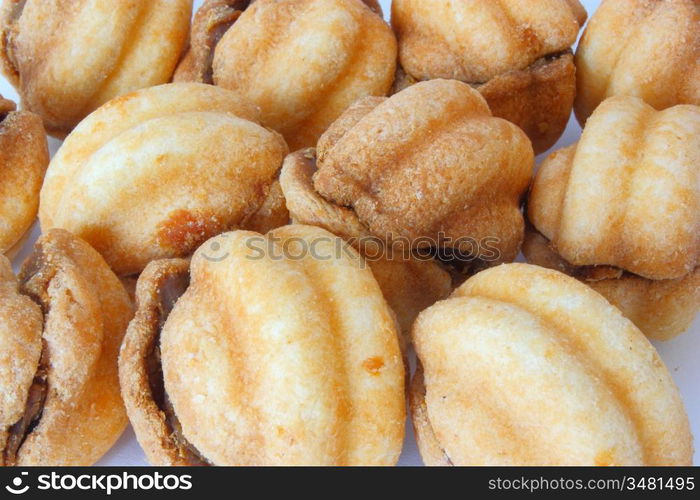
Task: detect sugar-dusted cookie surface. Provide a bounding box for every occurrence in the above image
[40,83,289,276]
[281,148,452,336]
[392,0,587,152]
[120,225,405,465]
[411,263,693,465]
[529,97,700,281]
[314,79,534,265]
[176,0,396,150]
[0,0,193,136]
[0,95,48,255]
[576,0,700,123]
[1,229,133,466]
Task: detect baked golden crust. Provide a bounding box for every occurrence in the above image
[526,97,700,339]
[411,263,693,466]
[476,52,577,155]
[529,97,700,280]
[280,148,452,334]
[392,0,584,83]
[39,83,289,276]
[175,0,383,85]
[391,0,586,153]
[313,79,534,265]
[121,225,405,465]
[0,95,48,255]
[408,366,451,466]
[391,52,578,154]
[575,0,700,124]
[174,0,397,150]
[523,228,700,341]
[1,229,133,466]
[0,0,192,137]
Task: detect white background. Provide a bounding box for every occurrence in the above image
[2,0,697,466]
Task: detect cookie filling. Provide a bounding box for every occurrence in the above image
[2,344,48,466]
[147,270,210,466]
[398,49,574,90]
[525,226,633,283]
[419,247,495,286]
[1,250,53,466]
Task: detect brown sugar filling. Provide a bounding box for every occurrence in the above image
[400,49,574,89]
[527,225,633,282]
[146,270,211,466]
[420,247,497,286]
[2,344,48,466]
[1,250,52,466]
[473,49,575,88]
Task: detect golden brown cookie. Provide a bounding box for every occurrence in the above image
[312,79,534,266]
[0,0,192,137]
[526,96,700,340]
[174,0,397,150]
[575,0,700,124]
[0,94,48,255]
[120,225,405,465]
[1,229,133,466]
[391,0,586,153]
[411,263,693,465]
[39,83,290,276]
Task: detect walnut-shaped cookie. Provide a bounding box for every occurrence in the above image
[0,0,192,137]
[392,0,587,153]
[575,0,699,124]
[1,229,133,466]
[0,95,48,255]
[39,83,290,277]
[525,96,700,340]
[411,264,693,466]
[174,0,396,150]
[119,225,405,465]
[306,80,533,266]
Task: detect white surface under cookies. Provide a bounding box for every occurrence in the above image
[3,0,697,466]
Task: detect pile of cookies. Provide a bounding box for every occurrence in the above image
[0,0,697,466]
